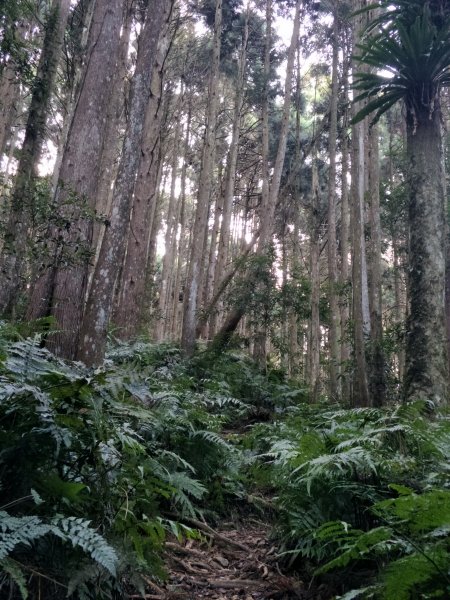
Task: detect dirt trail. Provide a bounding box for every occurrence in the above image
[135,520,327,600]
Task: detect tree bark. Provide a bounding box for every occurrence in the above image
[112,21,171,340]
[27,0,123,359]
[77,0,171,365]
[367,122,386,406]
[405,105,448,406]
[327,8,340,401]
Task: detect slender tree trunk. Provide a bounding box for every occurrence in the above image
[181,0,222,356]
[0,0,71,317]
[350,1,370,406]
[367,122,386,406]
[170,104,191,339]
[405,105,448,406]
[26,0,123,358]
[209,14,249,338]
[393,236,405,381]
[157,98,184,340]
[77,0,171,365]
[308,155,321,402]
[327,8,340,401]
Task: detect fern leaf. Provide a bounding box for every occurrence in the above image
[384,550,449,600]
[53,517,118,576]
[0,558,28,599]
[0,512,55,560]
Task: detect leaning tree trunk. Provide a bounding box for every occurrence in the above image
[0,0,71,317]
[213,0,301,351]
[77,0,171,366]
[404,104,448,406]
[27,0,122,359]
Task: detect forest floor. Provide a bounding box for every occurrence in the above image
[137,517,331,600]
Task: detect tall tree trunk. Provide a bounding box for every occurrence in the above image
[0,64,20,160]
[327,7,340,400]
[0,0,71,317]
[77,0,171,366]
[405,105,448,406]
[308,154,321,402]
[0,19,28,160]
[92,0,134,253]
[350,0,370,406]
[157,97,184,341]
[112,23,171,339]
[26,0,122,359]
[367,123,386,406]
[340,50,351,401]
[252,0,272,365]
[351,116,371,407]
[209,12,249,338]
[181,0,222,356]
[170,104,191,339]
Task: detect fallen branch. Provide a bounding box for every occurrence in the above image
[205,579,263,589]
[184,517,251,553]
[163,513,251,553]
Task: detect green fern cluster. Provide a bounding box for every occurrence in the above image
[247,402,450,598]
[0,336,252,599]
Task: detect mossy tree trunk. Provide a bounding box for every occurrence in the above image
[405,104,448,406]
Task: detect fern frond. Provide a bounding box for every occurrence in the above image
[384,549,450,600]
[53,517,118,576]
[0,557,28,599]
[0,512,56,560]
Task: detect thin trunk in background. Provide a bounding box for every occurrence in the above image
[209,7,249,338]
[181,0,223,356]
[214,0,302,350]
[308,149,321,402]
[350,0,370,406]
[340,48,351,401]
[157,93,184,340]
[170,102,191,339]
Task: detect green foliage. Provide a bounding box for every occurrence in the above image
[1,329,449,599]
[0,330,296,597]
[246,401,450,597]
[352,1,450,124]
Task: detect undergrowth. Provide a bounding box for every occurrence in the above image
[1,325,449,599]
[246,402,450,598]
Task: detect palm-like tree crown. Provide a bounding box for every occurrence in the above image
[353,0,450,125]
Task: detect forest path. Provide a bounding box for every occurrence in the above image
[137,518,325,600]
